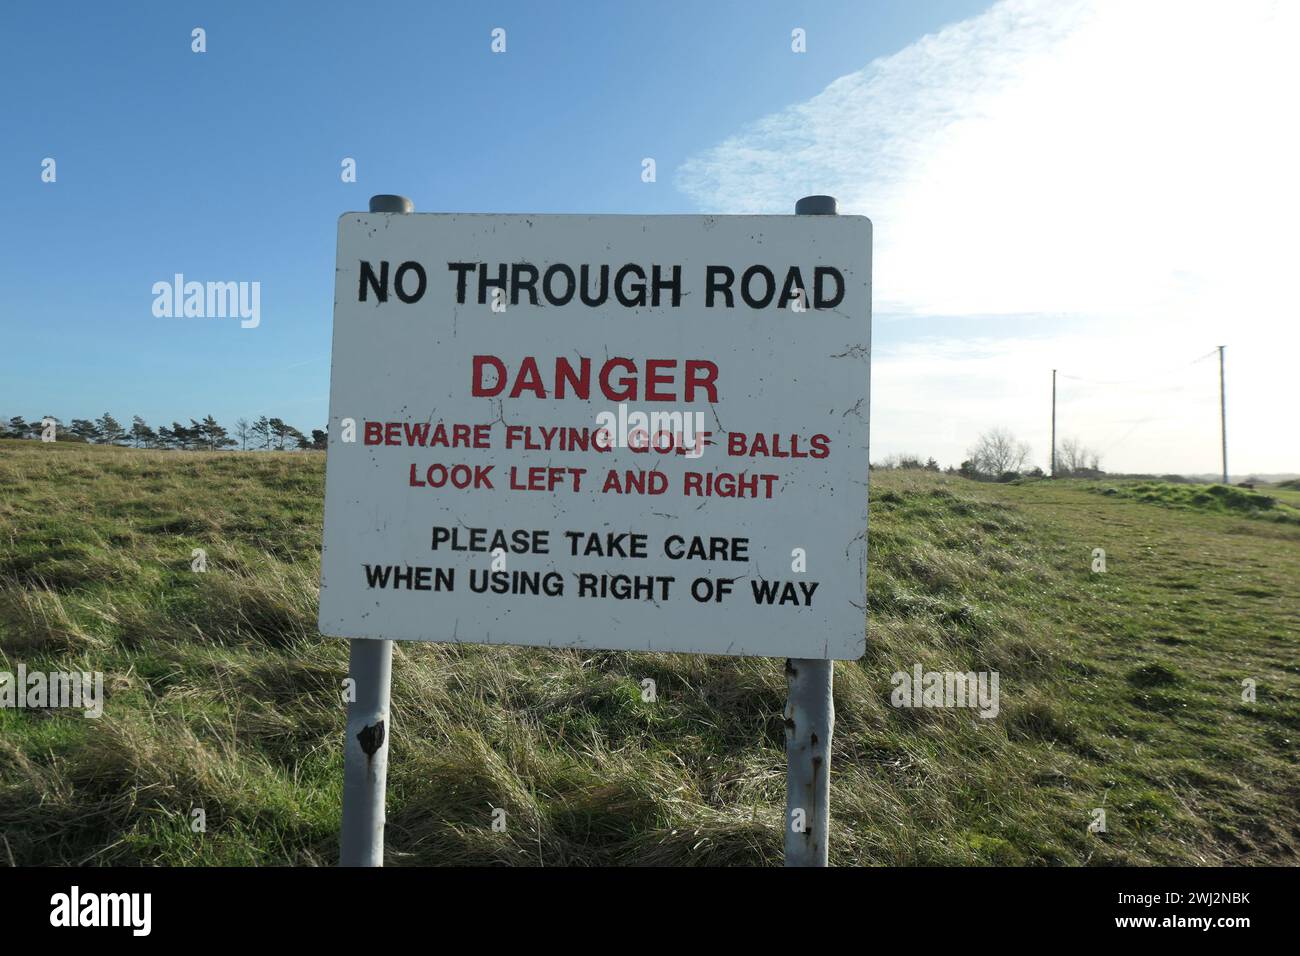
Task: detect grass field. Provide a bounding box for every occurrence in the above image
[0,439,1296,866]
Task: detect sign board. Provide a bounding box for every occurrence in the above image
[318,213,871,658]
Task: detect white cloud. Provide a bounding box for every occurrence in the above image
[677,0,1299,474]
[872,322,1229,474]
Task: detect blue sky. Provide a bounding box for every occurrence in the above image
[1,0,986,435]
[3,0,1295,473]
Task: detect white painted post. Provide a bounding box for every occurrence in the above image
[339,637,393,866]
[337,193,410,867]
[784,657,834,865]
[784,194,839,867]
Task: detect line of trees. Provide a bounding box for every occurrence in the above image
[870,429,1109,481]
[957,427,1103,480]
[1,413,327,451]
[872,454,942,471]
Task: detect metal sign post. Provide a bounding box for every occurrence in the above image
[785,195,842,867]
[339,634,392,866]
[337,194,409,867]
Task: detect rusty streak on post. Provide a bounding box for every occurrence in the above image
[784,656,834,866]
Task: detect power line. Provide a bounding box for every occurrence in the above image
[1057,348,1219,386]
[1052,346,1227,478]
[1096,415,1171,453]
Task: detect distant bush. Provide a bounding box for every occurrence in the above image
[873,454,942,471]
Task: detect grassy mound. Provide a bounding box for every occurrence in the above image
[1,440,1296,865]
[1087,481,1300,525]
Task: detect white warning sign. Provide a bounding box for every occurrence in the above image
[318,213,871,658]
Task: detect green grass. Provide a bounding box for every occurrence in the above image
[1084,479,1300,525]
[0,439,1297,866]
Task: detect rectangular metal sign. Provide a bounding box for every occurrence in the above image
[318,213,871,658]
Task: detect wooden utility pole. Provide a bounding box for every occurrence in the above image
[1218,346,1228,484]
[1050,369,1057,477]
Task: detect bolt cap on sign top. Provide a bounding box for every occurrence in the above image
[795,195,838,215]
